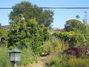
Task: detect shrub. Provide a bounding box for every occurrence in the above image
[63,45,89,57]
[8,18,50,55]
[53,31,85,47]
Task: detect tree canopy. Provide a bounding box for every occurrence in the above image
[64,19,89,35]
[9,1,54,27]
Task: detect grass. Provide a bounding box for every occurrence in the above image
[0,47,40,67]
[18,47,40,66]
[46,54,89,67]
[42,37,68,55]
[0,47,12,67]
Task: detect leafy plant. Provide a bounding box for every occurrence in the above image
[8,18,50,55]
[53,31,85,47]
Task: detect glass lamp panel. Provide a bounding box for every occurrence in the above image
[10,53,15,62]
[15,53,20,62]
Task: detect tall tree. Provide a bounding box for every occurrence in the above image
[9,1,54,27]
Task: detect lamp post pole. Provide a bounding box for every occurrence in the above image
[13,62,16,67]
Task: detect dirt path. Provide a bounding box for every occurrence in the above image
[30,56,50,67]
[30,61,45,67]
[18,53,58,67]
[18,56,49,67]
[18,52,60,67]
[18,61,45,67]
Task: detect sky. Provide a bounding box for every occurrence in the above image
[0,0,89,29]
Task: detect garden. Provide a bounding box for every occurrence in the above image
[0,1,89,67]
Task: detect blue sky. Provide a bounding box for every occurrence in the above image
[0,0,89,29]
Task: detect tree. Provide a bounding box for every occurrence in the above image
[8,18,50,54]
[65,19,81,31]
[64,19,89,46]
[9,1,54,27]
[64,19,89,34]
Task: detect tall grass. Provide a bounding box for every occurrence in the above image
[46,55,68,67]
[42,37,68,55]
[18,47,39,66]
[0,47,12,67]
[68,57,89,67]
[46,54,89,67]
[0,47,39,67]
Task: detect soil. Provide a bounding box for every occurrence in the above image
[18,56,50,67]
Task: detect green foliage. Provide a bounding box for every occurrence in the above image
[0,47,39,67]
[67,57,89,67]
[8,18,50,55]
[64,19,82,32]
[46,55,89,67]
[18,47,39,66]
[53,31,85,46]
[46,55,69,67]
[42,37,68,55]
[64,19,89,35]
[0,29,8,47]
[64,19,89,46]
[0,48,12,67]
[76,15,80,19]
[9,1,54,27]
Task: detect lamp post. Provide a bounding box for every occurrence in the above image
[9,49,22,67]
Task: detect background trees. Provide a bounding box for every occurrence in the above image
[9,1,54,27]
[64,19,89,35]
[0,1,89,67]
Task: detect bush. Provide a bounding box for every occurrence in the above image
[8,18,50,55]
[0,48,12,67]
[53,31,85,47]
